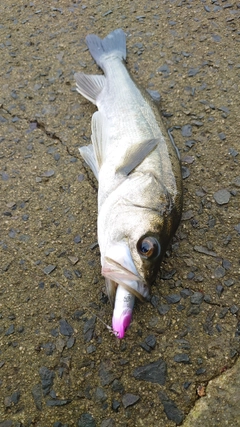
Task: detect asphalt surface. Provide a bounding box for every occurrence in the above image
[0,1,239,426]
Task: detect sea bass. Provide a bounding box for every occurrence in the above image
[75,29,183,338]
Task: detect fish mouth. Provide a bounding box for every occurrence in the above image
[102,254,149,302]
[101,243,149,338]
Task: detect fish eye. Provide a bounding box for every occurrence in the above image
[137,236,161,260]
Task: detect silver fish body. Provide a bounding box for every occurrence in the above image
[75,29,183,338]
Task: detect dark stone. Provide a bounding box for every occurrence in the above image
[188,67,199,77]
[230,305,238,315]
[158,304,170,315]
[145,335,156,349]
[165,294,181,304]
[67,336,75,349]
[83,316,96,342]
[183,381,191,389]
[158,391,184,425]
[11,390,20,404]
[196,367,206,375]
[140,342,151,353]
[224,278,235,287]
[63,269,73,280]
[112,400,120,412]
[190,292,204,305]
[111,379,124,394]
[182,166,190,179]
[99,361,119,386]
[194,245,217,257]
[185,139,195,148]
[59,319,74,336]
[43,342,55,355]
[216,284,224,296]
[150,295,160,307]
[0,422,13,427]
[43,264,56,275]
[213,189,231,205]
[87,344,96,354]
[122,393,140,408]
[203,310,215,335]
[39,366,55,396]
[222,259,231,270]
[157,64,170,74]
[133,358,167,385]
[77,413,96,427]
[180,289,193,298]
[5,324,14,336]
[174,353,190,364]
[43,169,55,177]
[101,419,115,427]
[219,307,229,319]
[218,132,226,140]
[74,269,82,278]
[161,269,177,280]
[46,399,71,406]
[31,383,42,410]
[214,266,225,278]
[74,235,81,243]
[187,305,200,316]
[181,124,192,137]
[94,387,107,403]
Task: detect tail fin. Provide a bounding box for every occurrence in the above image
[86,29,126,70]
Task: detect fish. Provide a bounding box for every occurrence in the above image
[74,29,183,338]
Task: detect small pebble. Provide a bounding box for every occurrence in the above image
[216,284,224,296]
[122,393,140,408]
[174,353,190,364]
[190,292,204,305]
[158,391,184,424]
[133,358,167,385]
[158,304,170,315]
[213,189,231,205]
[112,400,120,412]
[165,294,181,304]
[181,124,192,137]
[43,265,56,275]
[224,278,235,287]
[59,319,74,337]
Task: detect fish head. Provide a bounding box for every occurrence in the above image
[100,207,169,338]
[98,172,182,337]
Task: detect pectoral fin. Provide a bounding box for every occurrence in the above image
[75,73,105,105]
[116,138,159,176]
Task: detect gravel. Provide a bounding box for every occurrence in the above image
[133,358,167,385]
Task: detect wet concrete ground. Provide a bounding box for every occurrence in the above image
[0,1,239,426]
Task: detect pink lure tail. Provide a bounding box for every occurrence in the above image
[112,309,132,339]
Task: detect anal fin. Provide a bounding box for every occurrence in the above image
[79,144,99,180]
[91,111,107,170]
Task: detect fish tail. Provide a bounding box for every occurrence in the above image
[86,29,126,70]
